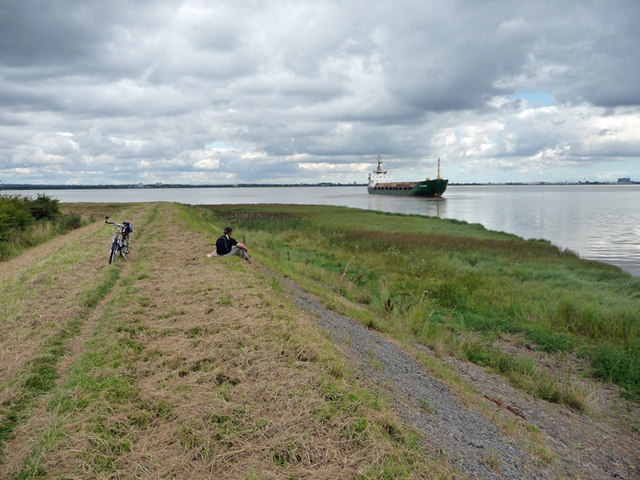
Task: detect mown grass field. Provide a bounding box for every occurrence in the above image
[1,202,459,479]
[192,204,640,409]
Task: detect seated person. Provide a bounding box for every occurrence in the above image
[209,226,250,262]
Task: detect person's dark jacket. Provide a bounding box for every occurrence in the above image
[216,235,238,255]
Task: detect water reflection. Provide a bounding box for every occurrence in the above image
[366,194,445,218]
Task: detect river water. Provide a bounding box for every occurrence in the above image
[3,184,639,276]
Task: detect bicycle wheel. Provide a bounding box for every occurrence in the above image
[109,240,118,264]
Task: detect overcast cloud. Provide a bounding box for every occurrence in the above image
[1,0,639,185]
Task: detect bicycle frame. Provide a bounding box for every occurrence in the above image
[105,216,131,264]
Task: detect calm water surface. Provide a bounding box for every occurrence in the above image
[4,185,639,276]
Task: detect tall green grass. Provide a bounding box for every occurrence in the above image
[196,204,640,402]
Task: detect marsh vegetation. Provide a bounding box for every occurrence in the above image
[197,204,640,406]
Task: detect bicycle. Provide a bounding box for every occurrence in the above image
[105,216,133,264]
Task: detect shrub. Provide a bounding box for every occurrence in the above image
[26,193,61,220]
[0,195,34,240]
[0,194,83,261]
[57,214,82,232]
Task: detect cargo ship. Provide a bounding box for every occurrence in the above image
[367,155,448,197]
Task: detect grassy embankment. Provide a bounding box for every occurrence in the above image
[1,202,456,479]
[190,203,640,409]
[2,200,637,477]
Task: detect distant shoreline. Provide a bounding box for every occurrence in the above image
[2,181,638,190]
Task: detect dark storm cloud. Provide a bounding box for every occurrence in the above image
[0,2,108,65]
[0,0,639,185]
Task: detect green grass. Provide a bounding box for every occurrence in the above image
[194,204,640,403]
[591,342,640,396]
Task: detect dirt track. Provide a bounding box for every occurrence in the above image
[1,202,638,479]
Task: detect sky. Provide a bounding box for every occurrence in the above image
[1,0,639,186]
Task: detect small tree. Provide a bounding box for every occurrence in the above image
[26,193,60,220]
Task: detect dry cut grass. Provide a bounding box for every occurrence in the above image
[1,203,459,480]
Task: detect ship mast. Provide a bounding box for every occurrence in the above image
[377,154,382,172]
[437,157,441,180]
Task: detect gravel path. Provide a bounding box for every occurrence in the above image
[282,277,551,480]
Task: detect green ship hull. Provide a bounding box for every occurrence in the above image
[368,178,448,197]
[367,155,448,197]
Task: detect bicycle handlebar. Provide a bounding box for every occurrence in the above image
[105,216,128,228]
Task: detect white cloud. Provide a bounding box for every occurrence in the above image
[0,0,639,185]
[193,158,221,170]
[298,162,370,172]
